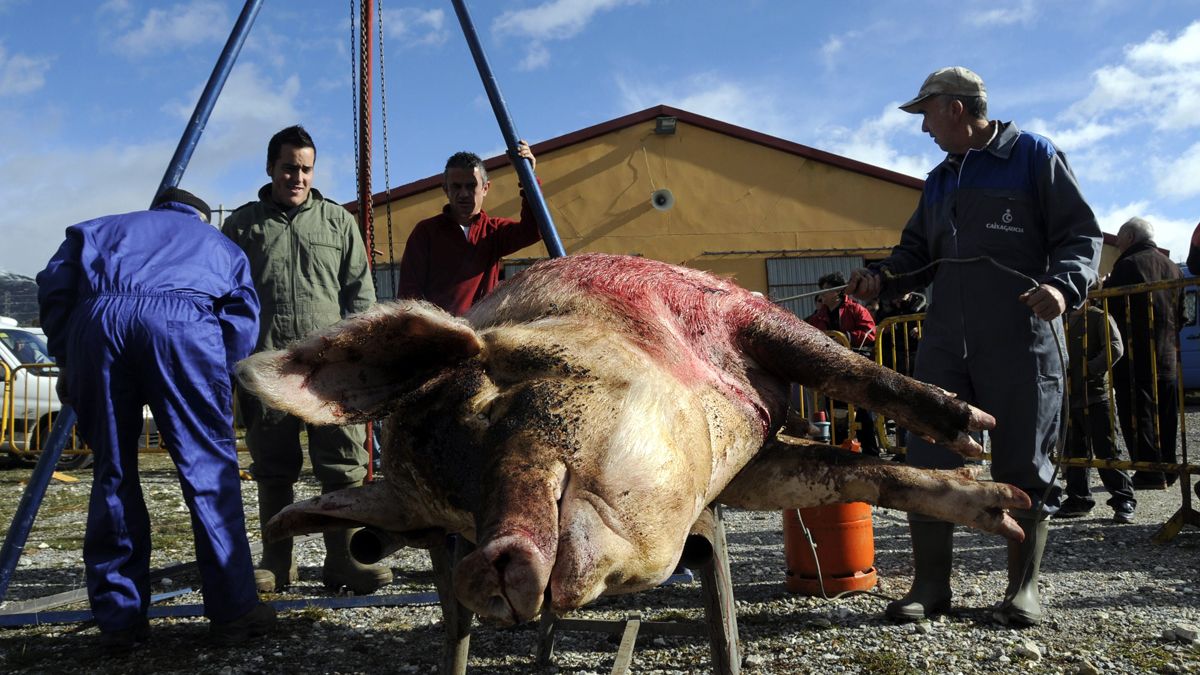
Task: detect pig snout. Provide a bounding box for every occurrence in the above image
[454,532,554,625]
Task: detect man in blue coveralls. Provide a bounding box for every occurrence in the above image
[848,67,1101,628]
[37,188,276,650]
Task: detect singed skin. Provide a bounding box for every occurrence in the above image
[239,253,1024,627]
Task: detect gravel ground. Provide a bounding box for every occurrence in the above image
[1,417,1199,674]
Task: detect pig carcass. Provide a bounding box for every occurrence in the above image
[237,253,1028,625]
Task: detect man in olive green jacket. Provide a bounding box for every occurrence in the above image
[222,125,389,595]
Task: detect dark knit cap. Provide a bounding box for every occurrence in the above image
[152,186,212,222]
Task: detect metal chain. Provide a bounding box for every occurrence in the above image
[377,0,396,297]
[358,0,376,278]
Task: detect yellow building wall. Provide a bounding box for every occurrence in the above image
[370,117,921,293]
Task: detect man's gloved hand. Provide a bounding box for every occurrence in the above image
[847,268,882,302]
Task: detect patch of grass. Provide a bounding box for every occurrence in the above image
[1113,643,1175,672]
[296,605,332,622]
[844,648,920,675]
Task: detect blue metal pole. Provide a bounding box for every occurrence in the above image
[0,0,264,605]
[450,0,567,259]
[155,0,266,199]
[0,406,76,602]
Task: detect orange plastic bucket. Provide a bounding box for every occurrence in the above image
[783,438,877,595]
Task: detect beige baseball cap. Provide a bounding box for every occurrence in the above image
[899,66,986,113]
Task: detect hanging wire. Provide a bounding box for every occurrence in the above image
[377,0,397,299]
[640,145,658,191]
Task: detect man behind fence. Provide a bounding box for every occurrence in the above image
[1056,297,1136,523]
[1107,217,1183,490]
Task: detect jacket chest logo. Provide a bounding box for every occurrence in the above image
[985,208,1024,234]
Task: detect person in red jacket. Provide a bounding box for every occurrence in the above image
[805,272,877,349]
[804,272,881,456]
[397,141,544,316]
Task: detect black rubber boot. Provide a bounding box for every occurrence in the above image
[254,481,298,593]
[320,482,393,595]
[209,602,277,646]
[993,513,1048,627]
[885,515,954,621]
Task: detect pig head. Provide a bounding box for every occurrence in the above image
[237,253,1027,626]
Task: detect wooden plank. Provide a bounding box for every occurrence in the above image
[431,535,474,675]
[699,506,740,675]
[610,618,641,675]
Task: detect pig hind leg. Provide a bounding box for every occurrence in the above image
[716,436,1030,541]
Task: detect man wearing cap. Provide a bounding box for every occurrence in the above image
[37,188,275,649]
[847,67,1101,627]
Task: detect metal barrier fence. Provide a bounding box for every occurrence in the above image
[1,362,164,466]
[822,278,1199,542]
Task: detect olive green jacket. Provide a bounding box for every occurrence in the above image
[222,186,375,351]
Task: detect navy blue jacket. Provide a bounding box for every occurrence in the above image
[872,121,1101,361]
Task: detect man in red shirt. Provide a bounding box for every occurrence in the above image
[804,272,881,456]
[397,141,544,316]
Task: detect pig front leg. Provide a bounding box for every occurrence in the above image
[739,308,994,457]
[717,436,1030,541]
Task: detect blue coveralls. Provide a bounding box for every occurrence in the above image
[37,202,261,632]
[872,122,1102,515]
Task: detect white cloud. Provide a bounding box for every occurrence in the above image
[964,0,1036,27]
[1154,140,1200,200]
[1023,116,1123,153]
[1093,201,1195,262]
[168,63,304,182]
[0,43,50,95]
[820,105,939,179]
[493,0,644,70]
[381,7,448,47]
[1036,21,1200,216]
[1126,21,1200,67]
[615,72,794,140]
[114,0,229,57]
[494,0,642,40]
[1069,21,1200,131]
[819,35,845,71]
[519,43,551,71]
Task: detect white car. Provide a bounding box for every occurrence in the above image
[0,317,159,469]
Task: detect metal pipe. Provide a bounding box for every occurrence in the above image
[679,508,716,569]
[154,0,265,198]
[450,0,567,259]
[349,526,443,565]
[0,407,76,602]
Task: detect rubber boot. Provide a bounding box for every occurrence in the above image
[254,481,298,593]
[993,513,1048,627]
[320,482,393,595]
[885,515,954,622]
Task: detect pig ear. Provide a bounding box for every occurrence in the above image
[236,300,483,425]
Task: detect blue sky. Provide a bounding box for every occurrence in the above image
[2,0,1199,278]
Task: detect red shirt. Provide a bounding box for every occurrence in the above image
[805,296,876,349]
[397,196,541,316]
